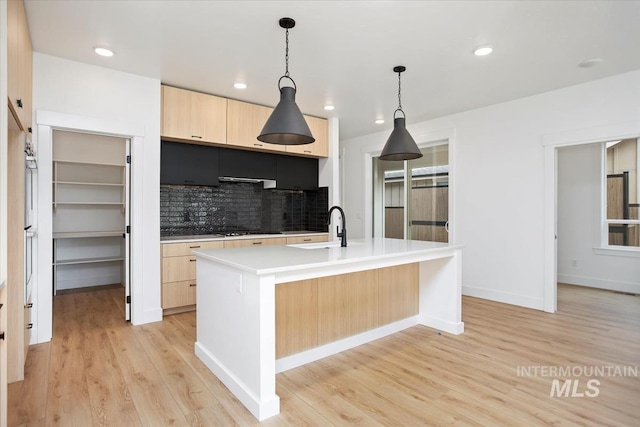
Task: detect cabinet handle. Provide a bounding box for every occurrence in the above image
[304,150,312,153]
[252,241,262,245]
[189,245,201,249]
[253,143,263,147]
[0,332,4,341]
[27,323,33,329]
[26,303,33,308]
[191,135,202,139]
[190,258,197,262]
[189,283,197,287]
[303,239,312,242]
[17,99,23,108]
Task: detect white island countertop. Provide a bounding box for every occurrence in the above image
[193,237,462,276]
[193,237,464,421]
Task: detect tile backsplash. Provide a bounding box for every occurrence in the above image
[160,182,328,236]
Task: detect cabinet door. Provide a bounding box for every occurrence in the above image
[286,116,329,158]
[162,255,197,283]
[162,280,197,309]
[7,0,20,119]
[285,235,329,245]
[276,155,319,190]
[218,147,277,180]
[226,99,286,153]
[160,141,219,186]
[18,0,32,131]
[161,86,227,144]
[223,237,287,248]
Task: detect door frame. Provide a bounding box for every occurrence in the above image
[542,120,640,313]
[365,128,456,242]
[35,110,144,343]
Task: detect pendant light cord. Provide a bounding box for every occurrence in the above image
[278,24,296,90]
[394,70,405,119]
[285,27,290,78]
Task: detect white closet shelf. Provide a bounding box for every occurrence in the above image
[54,181,124,187]
[53,231,123,239]
[52,159,125,167]
[53,202,124,206]
[54,256,125,266]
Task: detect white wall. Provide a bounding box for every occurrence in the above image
[33,53,161,342]
[558,144,640,293]
[342,69,640,310]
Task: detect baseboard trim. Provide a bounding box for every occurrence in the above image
[557,274,640,294]
[463,285,544,310]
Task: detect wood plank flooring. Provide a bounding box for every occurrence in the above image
[8,284,640,426]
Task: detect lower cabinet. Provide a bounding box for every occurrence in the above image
[285,235,328,245]
[223,237,286,248]
[161,240,223,313]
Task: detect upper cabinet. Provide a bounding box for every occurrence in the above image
[7,0,33,132]
[161,85,329,158]
[161,85,227,145]
[286,115,329,158]
[226,99,286,153]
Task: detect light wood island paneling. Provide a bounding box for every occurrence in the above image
[277,264,419,358]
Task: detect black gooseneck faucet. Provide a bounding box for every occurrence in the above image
[327,205,347,247]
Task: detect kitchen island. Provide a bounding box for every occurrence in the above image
[193,238,463,420]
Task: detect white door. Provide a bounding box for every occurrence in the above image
[124,139,131,320]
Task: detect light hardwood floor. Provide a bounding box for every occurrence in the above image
[9,284,640,426]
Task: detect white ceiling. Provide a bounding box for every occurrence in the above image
[24,0,640,140]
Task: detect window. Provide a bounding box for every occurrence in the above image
[605,138,639,247]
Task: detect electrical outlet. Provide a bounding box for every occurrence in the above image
[571,259,578,267]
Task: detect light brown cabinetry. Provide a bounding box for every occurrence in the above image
[223,237,287,248]
[286,115,329,158]
[161,240,223,312]
[285,235,328,245]
[161,86,329,158]
[161,85,227,145]
[226,99,286,153]
[7,0,32,132]
[275,263,419,358]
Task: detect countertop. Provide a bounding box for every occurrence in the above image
[161,230,328,244]
[193,237,462,275]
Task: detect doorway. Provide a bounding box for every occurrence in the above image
[51,130,131,320]
[543,121,640,313]
[373,143,449,241]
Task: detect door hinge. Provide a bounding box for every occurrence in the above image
[126,225,130,234]
[126,155,131,164]
[126,295,131,304]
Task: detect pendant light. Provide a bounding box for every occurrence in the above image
[379,66,422,161]
[258,17,314,145]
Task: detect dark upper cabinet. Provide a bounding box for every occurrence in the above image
[276,155,319,190]
[219,148,277,179]
[161,141,219,186]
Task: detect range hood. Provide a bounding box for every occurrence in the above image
[219,176,276,189]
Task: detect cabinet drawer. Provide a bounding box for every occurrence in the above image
[224,237,287,248]
[162,255,197,283]
[286,235,329,245]
[162,240,223,257]
[162,280,197,309]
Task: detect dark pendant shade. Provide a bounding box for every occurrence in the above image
[258,86,315,145]
[379,117,422,161]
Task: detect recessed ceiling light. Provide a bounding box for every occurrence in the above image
[233,82,247,89]
[94,47,114,57]
[323,105,335,111]
[578,58,603,68]
[473,45,493,56]
[375,119,385,124]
